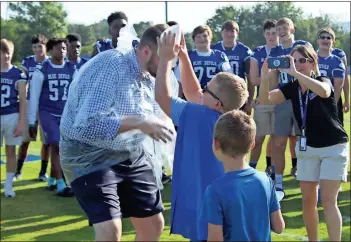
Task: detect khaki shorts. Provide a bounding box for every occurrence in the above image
[274,100,300,136]
[1,113,23,147]
[295,142,349,182]
[253,104,275,136]
[22,117,45,143]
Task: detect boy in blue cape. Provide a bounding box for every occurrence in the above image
[155,32,248,240]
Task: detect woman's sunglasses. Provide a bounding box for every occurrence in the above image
[294,58,313,64]
[203,85,224,107]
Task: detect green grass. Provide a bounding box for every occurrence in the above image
[1,89,350,241]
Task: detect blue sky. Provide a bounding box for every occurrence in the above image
[1,1,350,32]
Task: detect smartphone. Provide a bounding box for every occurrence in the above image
[268,57,290,69]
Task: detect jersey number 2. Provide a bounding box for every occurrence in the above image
[49,80,69,101]
[1,85,11,107]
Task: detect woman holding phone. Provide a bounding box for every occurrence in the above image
[259,45,349,242]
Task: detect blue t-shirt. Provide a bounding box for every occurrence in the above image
[200,168,280,241]
[170,97,225,241]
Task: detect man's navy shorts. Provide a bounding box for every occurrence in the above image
[71,152,164,225]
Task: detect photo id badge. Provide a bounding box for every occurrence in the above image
[299,136,307,151]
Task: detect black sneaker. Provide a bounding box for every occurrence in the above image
[162,173,172,184]
[46,184,57,191]
[56,187,74,197]
[265,166,272,176]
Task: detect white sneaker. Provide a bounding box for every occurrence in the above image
[4,186,16,198]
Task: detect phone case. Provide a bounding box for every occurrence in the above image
[268,57,290,69]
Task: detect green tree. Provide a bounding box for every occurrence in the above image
[8,2,68,38]
[184,32,194,50]
[90,20,109,40]
[68,24,96,46]
[1,18,31,63]
[133,21,153,37]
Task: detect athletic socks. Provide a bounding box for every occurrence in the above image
[270,165,276,181]
[48,177,56,187]
[39,160,48,175]
[249,162,257,169]
[275,174,283,189]
[5,173,15,187]
[292,158,297,168]
[266,156,271,167]
[16,160,25,174]
[56,178,66,192]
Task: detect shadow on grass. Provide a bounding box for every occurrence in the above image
[1,185,89,241]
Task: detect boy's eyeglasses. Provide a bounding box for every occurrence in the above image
[294,58,313,64]
[203,85,224,107]
[319,36,332,40]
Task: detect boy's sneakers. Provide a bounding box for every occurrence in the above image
[38,173,48,182]
[56,187,75,197]
[162,173,172,184]
[276,187,285,199]
[265,166,272,176]
[13,172,22,181]
[290,166,297,177]
[4,185,15,198]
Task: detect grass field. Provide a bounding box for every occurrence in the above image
[1,110,350,240]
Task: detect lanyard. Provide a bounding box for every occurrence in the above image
[298,87,309,135]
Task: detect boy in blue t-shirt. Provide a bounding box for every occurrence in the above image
[199,110,285,241]
[155,32,249,240]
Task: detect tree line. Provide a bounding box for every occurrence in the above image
[1,2,349,64]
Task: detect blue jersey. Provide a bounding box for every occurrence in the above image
[251,45,272,96]
[1,66,27,115]
[21,55,48,79]
[68,58,88,70]
[96,39,139,53]
[188,49,231,88]
[318,54,345,85]
[252,45,271,76]
[22,55,49,100]
[38,60,76,115]
[269,40,312,87]
[211,41,252,79]
[332,48,346,60]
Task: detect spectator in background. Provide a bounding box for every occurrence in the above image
[249,19,279,172]
[1,39,27,197]
[16,34,50,182]
[268,18,312,191]
[211,20,254,115]
[260,44,349,242]
[91,11,137,57]
[66,33,88,70]
[175,25,232,89]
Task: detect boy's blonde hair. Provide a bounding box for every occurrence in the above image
[277,17,294,29]
[0,38,14,54]
[213,72,248,112]
[214,110,256,157]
